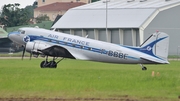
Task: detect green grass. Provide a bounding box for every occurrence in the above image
[0,58,180,101]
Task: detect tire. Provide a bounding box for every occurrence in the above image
[49,61,57,68]
[40,61,47,68]
[142,67,147,70]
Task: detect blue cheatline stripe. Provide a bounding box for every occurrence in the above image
[59,41,65,45]
[83,46,91,50]
[29,35,102,54]
[75,45,81,48]
[28,35,139,60]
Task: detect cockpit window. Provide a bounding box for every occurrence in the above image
[21,31,25,34]
[18,30,25,34]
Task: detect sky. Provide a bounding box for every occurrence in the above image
[0,0,36,9]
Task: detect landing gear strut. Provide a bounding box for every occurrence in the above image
[140,64,147,70]
[40,56,64,68]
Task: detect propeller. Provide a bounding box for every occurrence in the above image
[30,51,32,60]
[29,42,36,60]
[21,45,26,60]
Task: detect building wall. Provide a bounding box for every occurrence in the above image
[144,5,180,55]
[34,10,66,21]
[37,0,89,7]
[59,28,140,46]
[35,0,87,21]
[111,29,120,44]
[86,29,94,39]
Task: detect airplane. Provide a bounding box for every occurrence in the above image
[8,27,169,70]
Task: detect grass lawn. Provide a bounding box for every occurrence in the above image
[0,58,180,101]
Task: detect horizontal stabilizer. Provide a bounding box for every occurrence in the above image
[140,57,169,64]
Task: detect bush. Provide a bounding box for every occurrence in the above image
[35,15,49,23]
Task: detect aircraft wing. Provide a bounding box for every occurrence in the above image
[27,40,90,60]
[40,45,75,59]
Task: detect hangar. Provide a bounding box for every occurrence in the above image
[52,0,180,55]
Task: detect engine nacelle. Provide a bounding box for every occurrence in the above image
[26,41,51,53]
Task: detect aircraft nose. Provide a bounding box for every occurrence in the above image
[8,32,14,40]
[8,31,18,41]
[8,31,25,46]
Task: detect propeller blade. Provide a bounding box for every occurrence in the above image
[30,42,36,60]
[30,51,32,60]
[22,45,26,60]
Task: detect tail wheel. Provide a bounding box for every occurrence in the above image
[142,67,147,70]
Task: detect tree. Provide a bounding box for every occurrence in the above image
[0,3,30,27]
[25,5,34,19]
[24,1,38,22]
[32,1,38,8]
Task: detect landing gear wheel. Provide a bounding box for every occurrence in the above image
[40,61,49,68]
[40,56,64,68]
[142,67,147,70]
[49,61,57,68]
[40,61,46,68]
[140,64,147,71]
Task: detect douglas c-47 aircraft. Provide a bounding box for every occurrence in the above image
[8,27,169,70]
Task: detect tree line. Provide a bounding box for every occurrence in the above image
[0,2,37,27]
[0,0,100,27]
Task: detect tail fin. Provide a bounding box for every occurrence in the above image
[140,31,169,61]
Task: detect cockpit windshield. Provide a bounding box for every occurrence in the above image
[18,30,25,34]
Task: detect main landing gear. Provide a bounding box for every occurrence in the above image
[140,64,147,70]
[40,56,64,68]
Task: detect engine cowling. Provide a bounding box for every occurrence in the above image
[26,41,51,53]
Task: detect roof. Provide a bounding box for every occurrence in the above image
[34,2,86,11]
[74,0,180,9]
[52,0,180,29]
